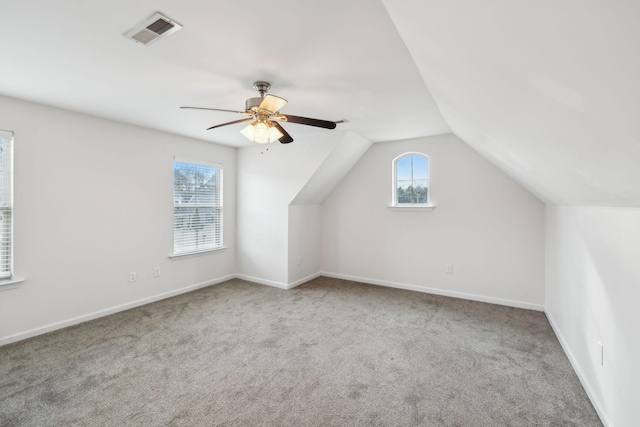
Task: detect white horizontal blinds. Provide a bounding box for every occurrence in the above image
[173,160,223,255]
[0,131,13,278]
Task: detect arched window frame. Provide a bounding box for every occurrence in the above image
[392,152,431,208]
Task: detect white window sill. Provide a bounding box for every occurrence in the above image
[0,277,25,291]
[169,247,227,260]
[388,205,435,212]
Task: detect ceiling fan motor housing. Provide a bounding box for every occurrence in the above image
[247,81,273,112]
[245,97,264,112]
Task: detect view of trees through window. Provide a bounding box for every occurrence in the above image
[173,161,222,255]
[396,154,429,204]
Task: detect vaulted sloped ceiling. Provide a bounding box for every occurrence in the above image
[2,1,638,207]
[382,0,640,206]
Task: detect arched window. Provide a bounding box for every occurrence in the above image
[393,153,429,206]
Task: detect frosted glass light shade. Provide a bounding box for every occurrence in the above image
[240,121,283,144]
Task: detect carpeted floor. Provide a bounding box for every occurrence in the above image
[1,277,601,426]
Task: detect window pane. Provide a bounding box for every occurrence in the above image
[396,156,412,181]
[413,179,428,203]
[173,160,222,255]
[397,179,413,204]
[173,224,218,253]
[174,162,218,205]
[412,156,429,179]
[394,153,429,206]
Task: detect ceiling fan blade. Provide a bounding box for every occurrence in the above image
[181,106,249,115]
[272,122,294,144]
[259,95,288,113]
[206,117,253,130]
[278,114,337,129]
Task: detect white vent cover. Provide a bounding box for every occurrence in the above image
[124,12,182,46]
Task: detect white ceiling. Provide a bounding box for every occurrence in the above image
[2,0,639,207]
[382,0,640,206]
[0,0,448,147]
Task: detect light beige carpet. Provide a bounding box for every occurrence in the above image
[0,277,601,426]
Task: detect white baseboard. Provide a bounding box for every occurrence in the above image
[235,272,320,290]
[235,274,289,289]
[544,310,611,427]
[319,271,544,311]
[287,272,321,289]
[0,274,235,347]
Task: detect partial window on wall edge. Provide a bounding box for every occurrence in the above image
[0,130,14,279]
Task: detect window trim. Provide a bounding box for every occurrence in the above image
[172,158,224,257]
[387,205,435,212]
[391,152,432,208]
[0,277,25,292]
[168,246,227,260]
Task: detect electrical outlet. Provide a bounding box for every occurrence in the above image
[153,267,160,278]
[297,257,301,266]
[129,271,137,282]
[445,264,453,274]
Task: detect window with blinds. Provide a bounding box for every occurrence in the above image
[173,160,223,256]
[0,130,13,278]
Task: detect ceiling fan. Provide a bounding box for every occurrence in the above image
[181,81,340,145]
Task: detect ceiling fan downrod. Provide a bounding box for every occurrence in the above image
[253,81,271,98]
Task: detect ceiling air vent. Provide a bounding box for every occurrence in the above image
[124,12,182,46]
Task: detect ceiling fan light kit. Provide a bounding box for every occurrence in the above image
[240,120,283,144]
[181,81,338,146]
